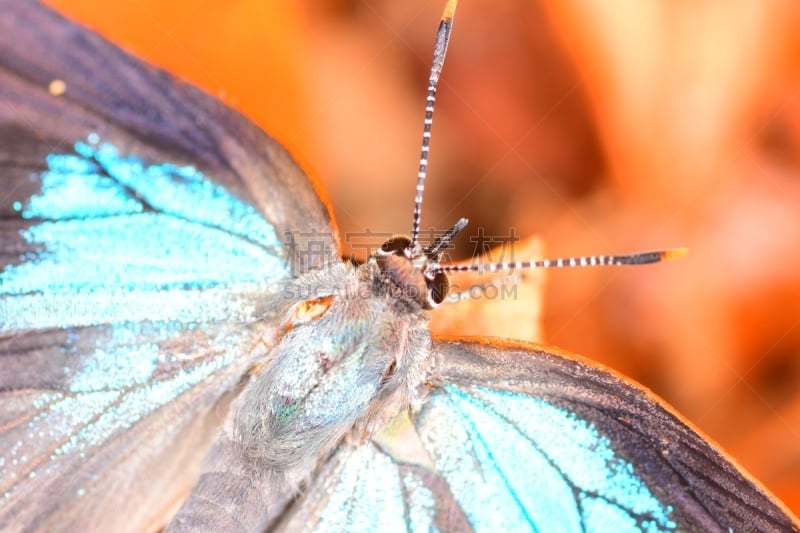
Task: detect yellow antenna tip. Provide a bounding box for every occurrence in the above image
[442,0,458,22]
[661,248,690,261]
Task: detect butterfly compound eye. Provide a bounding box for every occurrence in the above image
[426,272,450,308]
[379,236,412,256]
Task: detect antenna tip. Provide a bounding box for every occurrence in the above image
[660,248,690,261]
[443,0,458,22]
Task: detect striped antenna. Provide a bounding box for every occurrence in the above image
[434,248,689,275]
[410,0,458,253]
[424,217,468,259]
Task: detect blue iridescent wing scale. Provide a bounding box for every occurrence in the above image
[0,2,337,531]
[0,321,261,531]
[270,441,472,532]
[272,339,799,532]
[419,340,799,532]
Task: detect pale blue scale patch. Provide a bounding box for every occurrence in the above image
[26,139,282,253]
[417,385,676,533]
[0,136,288,328]
[8,215,276,293]
[0,284,272,331]
[66,325,165,393]
[0,322,245,504]
[308,445,436,532]
[26,155,143,219]
[402,470,438,533]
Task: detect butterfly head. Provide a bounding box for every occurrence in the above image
[372,232,456,310]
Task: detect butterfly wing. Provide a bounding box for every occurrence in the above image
[0,3,337,531]
[418,340,799,531]
[272,339,799,532]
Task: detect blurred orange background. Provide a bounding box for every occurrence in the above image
[47,0,800,515]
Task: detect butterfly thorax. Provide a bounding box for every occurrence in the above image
[233,259,434,488]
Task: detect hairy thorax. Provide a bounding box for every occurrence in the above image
[234,261,434,487]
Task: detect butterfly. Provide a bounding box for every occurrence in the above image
[0,1,798,531]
